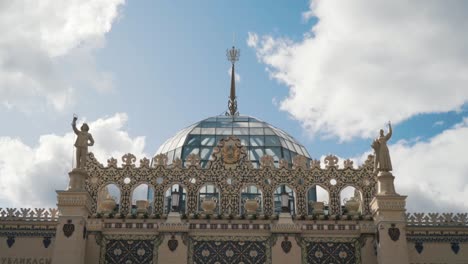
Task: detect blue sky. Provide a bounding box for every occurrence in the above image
[1,0,468,212]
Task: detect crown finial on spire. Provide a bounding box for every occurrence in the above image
[226,46,240,116]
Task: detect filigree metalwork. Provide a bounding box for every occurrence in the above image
[84,137,377,216]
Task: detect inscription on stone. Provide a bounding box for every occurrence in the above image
[1,258,52,264]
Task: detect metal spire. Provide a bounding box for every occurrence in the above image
[226,46,240,116]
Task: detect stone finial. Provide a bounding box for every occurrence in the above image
[107,157,118,168]
[122,153,136,167]
[343,159,354,169]
[279,159,289,169]
[310,159,321,169]
[260,155,275,169]
[172,158,183,169]
[153,154,168,167]
[292,155,308,170]
[324,155,338,169]
[186,154,201,168]
[139,157,150,168]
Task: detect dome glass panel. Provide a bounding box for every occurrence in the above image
[155,115,311,168]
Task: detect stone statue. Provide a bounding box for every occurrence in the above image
[371,121,392,173]
[72,116,94,169]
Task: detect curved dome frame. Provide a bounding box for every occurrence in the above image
[156,115,311,168]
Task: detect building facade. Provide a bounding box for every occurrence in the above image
[1,48,467,264]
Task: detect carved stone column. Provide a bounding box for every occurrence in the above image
[52,170,92,264]
[296,188,307,216]
[120,189,132,216]
[186,188,198,215]
[370,171,409,264]
[328,187,340,215]
[263,188,274,216]
[153,187,165,216]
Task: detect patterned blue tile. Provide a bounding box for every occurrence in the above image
[105,239,154,264]
[306,242,356,264]
[192,239,267,264]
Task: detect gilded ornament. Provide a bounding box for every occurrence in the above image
[221,141,240,164]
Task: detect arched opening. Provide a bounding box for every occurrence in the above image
[240,185,262,215]
[307,185,329,215]
[274,185,296,215]
[198,184,220,214]
[164,184,187,214]
[97,184,120,214]
[340,186,363,215]
[131,184,154,215]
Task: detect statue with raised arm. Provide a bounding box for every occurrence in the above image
[72,116,94,169]
[371,121,392,173]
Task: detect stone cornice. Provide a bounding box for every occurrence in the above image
[370,195,407,212]
[56,190,92,213]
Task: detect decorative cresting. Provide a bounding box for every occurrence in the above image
[0,208,59,221]
[84,136,377,216]
[406,213,468,226]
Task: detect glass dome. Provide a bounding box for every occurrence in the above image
[155,115,311,168]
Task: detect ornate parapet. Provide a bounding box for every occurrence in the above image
[0,208,59,221]
[406,212,468,226]
[83,137,377,217]
[406,213,468,251]
[0,208,59,240]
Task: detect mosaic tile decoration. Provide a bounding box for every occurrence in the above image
[100,234,162,264]
[189,236,271,264]
[300,238,361,264]
[105,240,154,264]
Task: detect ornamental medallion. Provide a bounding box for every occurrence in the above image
[63,219,75,238]
[43,237,52,248]
[281,236,292,253]
[388,223,400,242]
[414,242,423,254]
[451,242,460,254]
[221,140,240,164]
[6,236,15,248]
[168,235,178,252]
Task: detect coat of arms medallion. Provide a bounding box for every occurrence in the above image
[388,223,400,242]
[63,219,75,238]
[221,139,240,164]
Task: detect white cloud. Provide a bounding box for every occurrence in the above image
[354,118,468,212]
[0,113,145,208]
[246,32,258,48]
[248,1,468,141]
[0,0,125,112]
